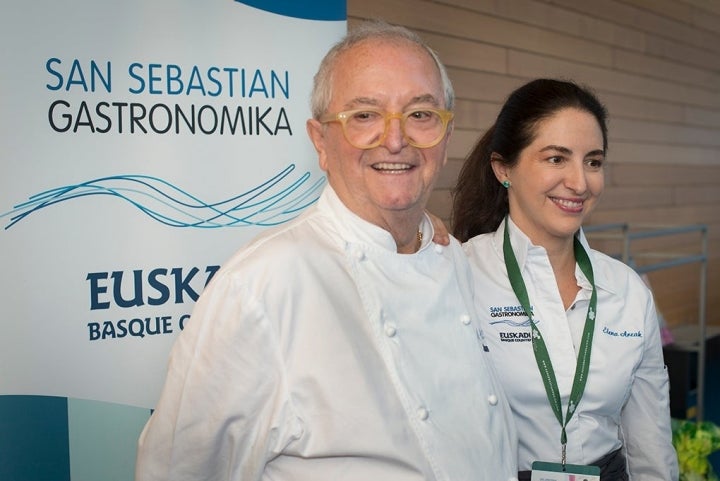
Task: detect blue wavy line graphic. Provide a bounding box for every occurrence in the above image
[488,319,534,328]
[2,165,325,230]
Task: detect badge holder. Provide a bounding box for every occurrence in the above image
[530,461,600,481]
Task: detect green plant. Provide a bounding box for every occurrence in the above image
[672,418,720,481]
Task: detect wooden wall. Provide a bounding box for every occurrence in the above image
[347,0,720,329]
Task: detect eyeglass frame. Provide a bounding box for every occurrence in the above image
[318,108,454,149]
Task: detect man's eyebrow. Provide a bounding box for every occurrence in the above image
[343,97,381,109]
[408,94,440,106]
[342,94,441,110]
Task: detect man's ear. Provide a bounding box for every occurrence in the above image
[306,119,328,171]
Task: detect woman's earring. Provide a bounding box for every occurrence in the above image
[502,180,511,189]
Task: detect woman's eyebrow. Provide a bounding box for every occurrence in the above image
[540,145,572,155]
[539,145,605,157]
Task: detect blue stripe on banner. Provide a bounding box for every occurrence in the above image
[235,0,346,20]
[0,395,71,481]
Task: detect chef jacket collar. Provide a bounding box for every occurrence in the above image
[316,185,432,254]
[491,217,617,296]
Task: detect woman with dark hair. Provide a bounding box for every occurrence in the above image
[453,79,677,480]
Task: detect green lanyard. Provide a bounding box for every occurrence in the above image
[502,218,597,465]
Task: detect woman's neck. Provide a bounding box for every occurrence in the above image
[545,240,580,310]
[506,216,581,309]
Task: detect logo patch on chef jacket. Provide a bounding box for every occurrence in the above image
[487,305,534,342]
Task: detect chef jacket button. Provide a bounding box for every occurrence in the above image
[460,314,471,325]
[433,244,444,254]
[488,394,498,406]
[384,324,397,337]
[417,407,429,420]
[355,250,365,261]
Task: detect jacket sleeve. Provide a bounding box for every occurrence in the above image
[621,288,679,481]
[135,273,302,481]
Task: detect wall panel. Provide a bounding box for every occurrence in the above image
[348,0,720,328]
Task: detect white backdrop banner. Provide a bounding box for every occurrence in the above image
[0,1,345,479]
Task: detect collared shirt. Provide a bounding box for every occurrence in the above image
[135,185,518,481]
[463,217,678,480]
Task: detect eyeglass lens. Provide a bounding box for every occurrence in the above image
[344,110,446,148]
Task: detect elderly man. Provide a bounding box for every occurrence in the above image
[135,20,518,481]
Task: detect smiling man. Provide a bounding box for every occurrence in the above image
[135,20,518,481]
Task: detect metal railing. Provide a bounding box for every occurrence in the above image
[584,223,709,420]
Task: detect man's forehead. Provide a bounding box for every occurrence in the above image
[330,42,443,107]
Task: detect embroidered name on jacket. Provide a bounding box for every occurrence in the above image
[602,326,642,338]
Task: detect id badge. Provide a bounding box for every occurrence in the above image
[530,461,600,481]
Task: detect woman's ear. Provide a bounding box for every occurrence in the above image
[490,152,509,183]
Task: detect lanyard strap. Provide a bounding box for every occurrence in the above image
[502,218,597,464]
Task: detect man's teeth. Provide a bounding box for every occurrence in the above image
[372,163,412,171]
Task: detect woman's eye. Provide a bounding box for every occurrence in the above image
[587,158,604,169]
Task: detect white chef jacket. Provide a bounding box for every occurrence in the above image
[463,217,678,480]
[135,185,518,481]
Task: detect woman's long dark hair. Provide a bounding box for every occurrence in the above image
[451,78,608,242]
